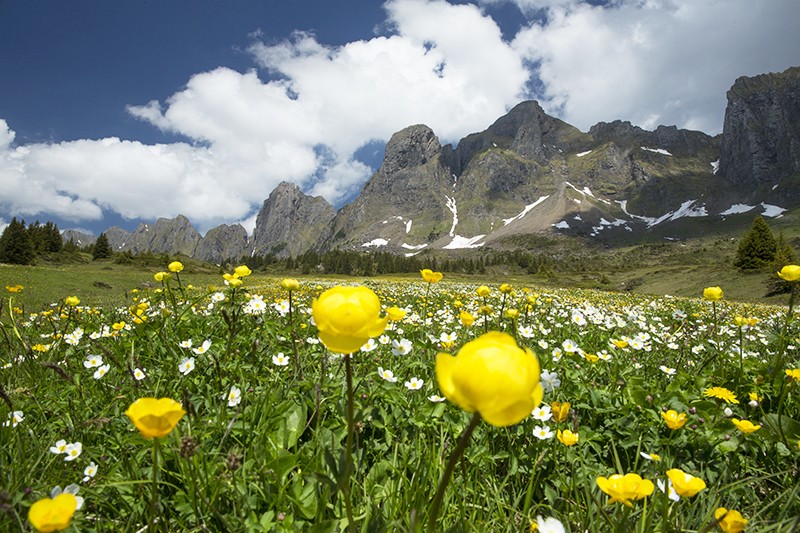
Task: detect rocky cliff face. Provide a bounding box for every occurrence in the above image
[104,215,201,255]
[720,66,800,205]
[249,181,335,258]
[194,224,248,264]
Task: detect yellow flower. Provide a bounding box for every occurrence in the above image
[557,429,579,446]
[386,306,407,322]
[435,331,543,427]
[476,285,491,297]
[584,353,599,363]
[168,261,184,273]
[666,468,706,497]
[499,283,513,294]
[551,401,570,423]
[153,272,170,282]
[703,386,739,404]
[504,308,520,320]
[234,265,252,277]
[223,274,243,288]
[459,310,475,327]
[610,338,629,349]
[64,296,80,307]
[125,397,186,439]
[32,344,49,352]
[312,286,388,353]
[281,278,300,291]
[777,264,800,282]
[661,410,688,430]
[112,321,126,331]
[715,508,748,533]
[731,418,761,433]
[785,369,800,383]
[28,492,78,532]
[703,286,724,301]
[5,284,23,293]
[420,269,443,283]
[596,473,654,507]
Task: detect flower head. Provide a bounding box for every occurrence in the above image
[226,386,242,407]
[785,368,800,383]
[281,278,300,290]
[178,357,195,376]
[596,473,654,507]
[661,410,688,430]
[715,507,748,533]
[731,418,761,433]
[420,269,443,283]
[459,310,475,327]
[551,401,571,423]
[28,492,78,532]
[64,296,80,307]
[125,397,185,439]
[234,265,252,277]
[777,264,800,282]
[435,331,543,427]
[386,306,407,322]
[704,386,739,404]
[168,261,184,273]
[272,353,290,366]
[476,285,491,297]
[666,468,706,497]
[703,286,724,301]
[404,377,424,390]
[312,286,388,354]
[557,429,579,446]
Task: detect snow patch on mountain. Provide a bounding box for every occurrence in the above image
[443,235,485,249]
[761,203,786,218]
[719,204,756,216]
[362,238,388,248]
[641,147,672,156]
[502,195,550,226]
[445,195,458,237]
[576,150,592,157]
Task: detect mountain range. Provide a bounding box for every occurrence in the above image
[62,66,800,264]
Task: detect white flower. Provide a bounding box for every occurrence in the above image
[64,442,82,461]
[193,339,212,355]
[540,370,561,393]
[518,326,535,338]
[537,339,549,349]
[659,365,676,376]
[428,395,446,403]
[50,439,68,454]
[179,357,196,376]
[83,354,103,368]
[597,351,612,361]
[657,478,680,502]
[535,515,565,533]
[133,368,146,380]
[392,338,413,356]
[533,425,554,440]
[226,386,242,407]
[571,311,587,327]
[439,332,457,344]
[551,347,563,362]
[273,300,290,316]
[531,404,552,422]
[4,410,23,428]
[561,339,578,353]
[211,292,226,302]
[378,367,398,383]
[404,377,424,390]
[360,338,378,352]
[378,335,391,345]
[93,364,110,380]
[179,339,193,349]
[83,461,98,482]
[243,295,267,315]
[272,353,290,366]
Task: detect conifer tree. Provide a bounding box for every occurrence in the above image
[0,217,35,264]
[734,215,777,271]
[92,232,112,260]
[765,232,798,295]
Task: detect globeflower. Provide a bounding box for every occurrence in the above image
[168,261,184,273]
[312,286,388,353]
[420,269,443,283]
[476,285,491,297]
[556,429,579,446]
[715,507,748,533]
[731,418,761,433]
[435,331,543,427]
[64,296,80,307]
[459,310,475,327]
[661,410,688,430]
[281,278,300,290]
[28,492,78,532]
[125,397,186,439]
[551,401,571,423]
[234,265,252,277]
[666,468,706,497]
[153,272,170,283]
[596,473,654,507]
[703,286,724,301]
[386,306,407,322]
[777,264,800,282]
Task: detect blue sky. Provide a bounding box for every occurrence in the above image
[1,0,799,236]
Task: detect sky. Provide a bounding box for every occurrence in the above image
[1,0,799,236]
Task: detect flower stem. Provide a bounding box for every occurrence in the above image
[427,412,481,533]
[150,438,160,530]
[343,353,356,532]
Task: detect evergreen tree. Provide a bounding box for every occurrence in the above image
[92,232,112,260]
[734,215,777,271]
[765,232,798,295]
[0,217,35,264]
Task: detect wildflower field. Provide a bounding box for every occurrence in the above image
[1,264,799,532]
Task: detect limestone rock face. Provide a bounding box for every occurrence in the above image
[194,224,248,264]
[720,66,800,205]
[249,181,335,258]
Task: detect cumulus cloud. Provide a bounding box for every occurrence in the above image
[509,0,800,133]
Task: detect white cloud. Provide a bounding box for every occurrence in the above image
[511,0,800,133]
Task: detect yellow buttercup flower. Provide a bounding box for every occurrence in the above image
[551,401,571,423]
[610,338,629,349]
[234,265,252,277]
[504,308,520,320]
[731,418,761,433]
[661,410,688,430]
[666,468,706,497]
[557,429,579,446]
[125,397,186,439]
[703,286,724,301]
[5,284,23,293]
[64,296,80,307]
[281,278,300,291]
[153,272,170,282]
[435,331,543,427]
[715,507,748,533]
[584,353,599,363]
[596,473,654,507]
[459,310,475,327]
[386,306,407,322]
[168,261,184,273]
[785,369,800,383]
[703,386,739,404]
[420,269,443,283]
[476,285,491,297]
[28,492,78,532]
[312,286,388,353]
[499,283,513,294]
[777,264,800,282]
